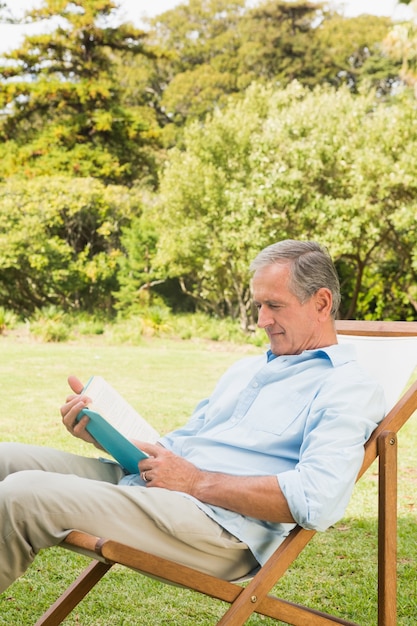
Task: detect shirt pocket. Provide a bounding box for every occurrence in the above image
[249,390,307,436]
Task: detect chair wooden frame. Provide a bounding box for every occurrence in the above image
[35,321,417,626]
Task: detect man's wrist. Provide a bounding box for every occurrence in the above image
[188,469,222,503]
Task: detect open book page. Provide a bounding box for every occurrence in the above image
[83,376,160,443]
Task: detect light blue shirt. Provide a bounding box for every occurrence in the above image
[157,343,385,565]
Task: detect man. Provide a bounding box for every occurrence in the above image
[0,240,385,592]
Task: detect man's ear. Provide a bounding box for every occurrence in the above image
[315,288,333,319]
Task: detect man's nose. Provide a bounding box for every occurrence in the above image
[257,306,273,328]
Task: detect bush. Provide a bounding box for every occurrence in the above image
[0,307,19,334]
[29,306,71,342]
[20,307,265,347]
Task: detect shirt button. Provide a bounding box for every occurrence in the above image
[253,382,259,388]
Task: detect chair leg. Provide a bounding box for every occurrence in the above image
[378,431,397,626]
[35,560,112,626]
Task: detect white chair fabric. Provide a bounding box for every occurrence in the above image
[337,334,417,412]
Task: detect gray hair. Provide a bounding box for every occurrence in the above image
[250,240,341,317]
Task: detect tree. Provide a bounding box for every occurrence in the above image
[0,176,141,314]
[315,13,402,95]
[115,215,161,313]
[0,0,160,185]
[147,0,246,128]
[152,82,417,327]
[383,2,417,95]
[144,0,400,133]
[235,0,328,88]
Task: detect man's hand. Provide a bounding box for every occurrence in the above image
[60,375,104,449]
[137,442,295,524]
[137,442,202,493]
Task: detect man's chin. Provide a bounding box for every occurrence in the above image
[268,339,285,356]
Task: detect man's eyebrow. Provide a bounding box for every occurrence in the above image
[253,299,283,306]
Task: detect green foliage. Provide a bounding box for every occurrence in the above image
[10,307,263,347]
[168,312,265,344]
[236,0,330,88]
[145,0,399,131]
[384,11,417,90]
[29,306,71,342]
[114,215,161,313]
[0,176,141,314]
[0,306,17,334]
[149,0,246,126]
[0,0,160,185]
[316,13,401,95]
[28,308,108,342]
[154,81,417,325]
[0,0,415,323]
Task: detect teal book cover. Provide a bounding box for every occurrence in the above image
[78,408,148,474]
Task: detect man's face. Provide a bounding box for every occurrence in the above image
[252,262,329,356]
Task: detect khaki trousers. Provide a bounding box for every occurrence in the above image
[0,442,257,593]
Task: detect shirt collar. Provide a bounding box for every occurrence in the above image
[266,342,356,367]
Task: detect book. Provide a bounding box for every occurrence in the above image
[76,375,160,474]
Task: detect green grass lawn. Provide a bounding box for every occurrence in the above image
[0,335,416,625]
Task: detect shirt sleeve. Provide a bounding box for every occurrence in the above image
[277,365,385,531]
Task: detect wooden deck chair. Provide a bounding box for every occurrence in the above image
[35,320,417,626]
